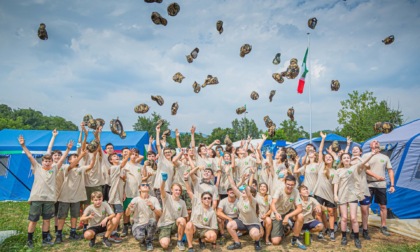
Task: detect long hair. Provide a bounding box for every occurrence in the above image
[338,153,351,168]
[322,154,333,179]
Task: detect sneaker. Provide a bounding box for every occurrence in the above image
[236,231,243,237]
[341,236,348,246]
[54,235,63,244]
[291,238,307,250]
[26,240,34,249]
[177,241,186,251]
[42,238,54,246]
[199,239,205,249]
[227,242,242,250]
[46,232,53,242]
[146,242,154,251]
[121,225,129,237]
[188,247,195,252]
[362,230,371,240]
[354,238,362,249]
[254,240,262,251]
[317,232,325,240]
[330,231,336,241]
[89,238,96,248]
[69,232,82,240]
[109,234,123,243]
[102,238,112,248]
[350,231,354,240]
[381,226,391,236]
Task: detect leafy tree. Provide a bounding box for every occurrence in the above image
[0,104,77,130]
[337,91,403,142]
[231,118,262,142]
[278,120,309,142]
[207,127,233,144]
[133,112,170,139]
[265,128,287,141]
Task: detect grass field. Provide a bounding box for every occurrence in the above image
[1,202,419,252]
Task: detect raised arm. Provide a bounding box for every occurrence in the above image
[244,135,251,151]
[175,129,182,149]
[183,172,194,200]
[172,149,183,165]
[207,139,220,150]
[84,150,98,172]
[318,131,326,164]
[225,165,242,198]
[156,125,162,156]
[148,135,154,152]
[81,123,88,153]
[190,125,196,153]
[46,129,58,155]
[120,149,131,169]
[293,155,301,174]
[56,140,74,169]
[344,136,352,154]
[18,135,37,167]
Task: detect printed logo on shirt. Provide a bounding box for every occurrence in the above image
[138,168,141,173]
[380,159,385,163]
[311,167,315,172]
[203,217,208,222]
[289,197,294,202]
[244,204,249,210]
[245,161,249,165]
[306,205,311,210]
[348,170,353,175]
[207,164,212,168]
[233,207,238,213]
[178,207,181,211]
[48,170,54,175]
[102,210,106,215]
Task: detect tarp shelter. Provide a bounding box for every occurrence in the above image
[286,133,361,158]
[361,119,420,240]
[361,119,420,219]
[0,129,149,201]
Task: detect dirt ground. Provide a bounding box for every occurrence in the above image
[50,225,418,252]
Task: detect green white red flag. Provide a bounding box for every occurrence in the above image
[297,48,309,94]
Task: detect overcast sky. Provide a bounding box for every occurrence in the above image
[1,0,419,135]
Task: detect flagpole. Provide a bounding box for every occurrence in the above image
[307,32,312,143]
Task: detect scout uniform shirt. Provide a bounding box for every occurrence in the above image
[237,196,261,226]
[313,164,336,204]
[123,162,142,198]
[351,157,370,200]
[108,164,125,205]
[83,202,114,228]
[153,152,175,192]
[255,193,272,221]
[298,162,321,195]
[363,153,392,189]
[157,195,188,227]
[190,197,218,230]
[58,164,89,202]
[29,162,57,202]
[234,156,256,181]
[218,197,239,219]
[194,179,219,200]
[301,196,320,224]
[332,164,360,204]
[218,163,233,195]
[271,184,302,217]
[130,195,161,226]
[195,152,217,178]
[84,152,105,187]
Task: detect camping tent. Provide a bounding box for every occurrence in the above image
[0,129,149,201]
[361,119,420,219]
[286,133,361,158]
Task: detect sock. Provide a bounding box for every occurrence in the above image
[254,240,260,245]
[70,228,76,234]
[342,232,347,238]
[103,236,108,240]
[55,226,58,233]
[292,236,298,242]
[28,232,34,241]
[124,222,129,227]
[363,229,368,233]
[354,232,359,239]
[57,230,63,236]
[42,231,49,240]
[83,224,88,231]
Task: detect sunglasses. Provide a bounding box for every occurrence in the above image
[202,197,212,200]
[140,183,149,187]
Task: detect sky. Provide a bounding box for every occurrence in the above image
[1,0,419,136]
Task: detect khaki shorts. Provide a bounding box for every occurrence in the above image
[28,201,55,222]
[159,223,178,240]
[57,202,80,219]
[193,227,211,239]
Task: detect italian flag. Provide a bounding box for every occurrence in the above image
[297,48,309,94]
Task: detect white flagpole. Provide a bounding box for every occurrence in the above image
[307,32,312,143]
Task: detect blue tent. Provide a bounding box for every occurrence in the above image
[362,119,420,219]
[0,129,149,201]
[286,133,361,158]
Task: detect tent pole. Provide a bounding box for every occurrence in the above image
[0,160,31,192]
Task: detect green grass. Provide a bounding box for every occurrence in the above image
[378,243,420,252]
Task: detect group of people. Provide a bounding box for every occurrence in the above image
[19,122,395,251]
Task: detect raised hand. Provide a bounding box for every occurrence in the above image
[347,136,352,145]
[190,125,196,134]
[18,135,25,146]
[175,129,180,137]
[52,129,58,137]
[320,131,326,138]
[67,140,74,150]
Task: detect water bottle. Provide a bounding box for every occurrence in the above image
[304,230,311,246]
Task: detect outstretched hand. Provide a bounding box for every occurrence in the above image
[18,135,25,146]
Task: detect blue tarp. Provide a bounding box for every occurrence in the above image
[362,119,420,219]
[0,129,149,201]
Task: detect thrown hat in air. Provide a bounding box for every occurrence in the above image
[382,35,394,45]
[167,2,180,16]
[173,72,185,83]
[272,73,284,84]
[216,20,224,34]
[151,12,167,26]
[192,81,201,93]
[240,44,252,57]
[331,80,340,91]
[171,102,179,115]
[151,95,164,106]
[236,106,246,115]
[269,90,276,102]
[287,107,295,121]
[308,17,317,29]
[134,103,150,114]
[38,23,48,40]
[272,53,281,65]
[281,58,300,79]
[250,91,259,100]
[110,118,126,139]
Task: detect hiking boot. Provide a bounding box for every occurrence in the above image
[121,225,129,237]
[381,226,391,236]
[362,230,371,240]
[89,238,96,248]
[227,242,242,250]
[26,240,34,249]
[146,242,154,251]
[46,232,52,242]
[354,238,362,249]
[54,235,63,244]
[291,238,307,250]
[254,240,262,251]
[177,240,186,251]
[109,234,123,243]
[69,232,82,240]
[317,232,325,240]
[102,238,112,248]
[218,235,226,245]
[330,231,336,241]
[42,238,54,246]
[341,236,348,246]
[199,239,205,249]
